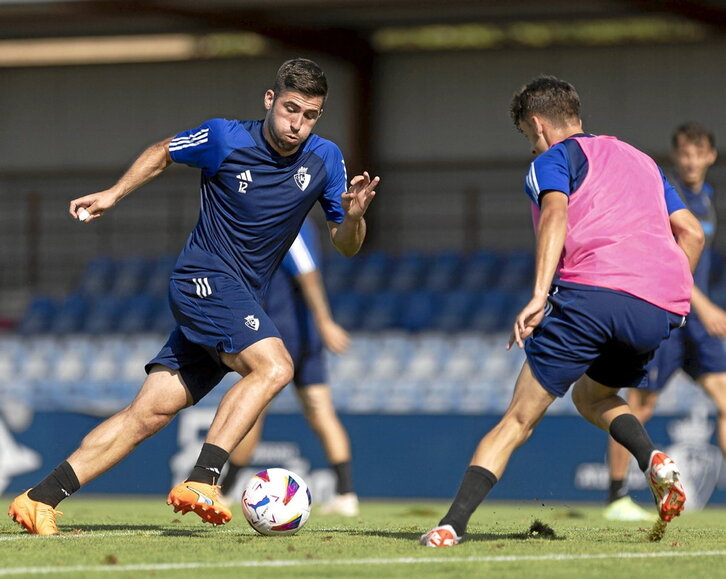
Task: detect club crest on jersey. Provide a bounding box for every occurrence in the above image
[294,167,311,191]
[244,315,260,331]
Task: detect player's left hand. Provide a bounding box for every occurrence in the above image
[342,172,379,220]
[319,319,350,354]
[701,303,726,338]
[507,295,548,350]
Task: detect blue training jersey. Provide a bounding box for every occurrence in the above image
[168,118,347,301]
[669,176,717,291]
[524,134,686,215]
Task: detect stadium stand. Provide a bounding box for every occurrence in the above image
[4,250,725,416]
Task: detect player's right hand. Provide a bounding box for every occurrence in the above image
[507,295,547,350]
[69,189,119,223]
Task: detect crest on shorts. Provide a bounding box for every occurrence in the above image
[244,315,260,331]
[294,166,311,191]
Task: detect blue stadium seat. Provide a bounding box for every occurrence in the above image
[49,294,88,334]
[83,296,124,334]
[496,250,534,290]
[399,289,440,332]
[144,255,176,298]
[323,253,356,294]
[358,290,402,331]
[351,252,390,296]
[388,252,430,293]
[429,289,479,332]
[150,304,177,334]
[77,256,116,298]
[117,294,160,333]
[424,251,464,292]
[110,256,150,299]
[16,296,56,334]
[459,250,500,291]
[329,292,364,331]
[468,289,510,332]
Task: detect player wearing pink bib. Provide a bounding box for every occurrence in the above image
[421,75,704,548]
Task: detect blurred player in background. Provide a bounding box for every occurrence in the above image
[604,122,726,521]
[421,75,704,547]
[9,57,378,535]
[219,216,359,516]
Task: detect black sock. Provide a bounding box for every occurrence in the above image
[186,443,230,485]
[220,463,244,495]
[28,461,81,508]
[608,414,655,472]
[608,479,628,503]
[331,461,354,495]
[439,466,498,537]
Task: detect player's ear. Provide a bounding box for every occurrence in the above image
[264,90,275,111]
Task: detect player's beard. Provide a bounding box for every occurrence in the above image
[267,121,299,155]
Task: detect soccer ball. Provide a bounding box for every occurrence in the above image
[241,468,312,536]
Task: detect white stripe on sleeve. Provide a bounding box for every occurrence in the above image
[288,235,316,275]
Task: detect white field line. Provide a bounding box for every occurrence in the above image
[0,551,725,576]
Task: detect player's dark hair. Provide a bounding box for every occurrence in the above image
[273,58,328,102]
[510,75,581,131]
[671,122,715,150]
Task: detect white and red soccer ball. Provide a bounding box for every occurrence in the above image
[241,468,312,536]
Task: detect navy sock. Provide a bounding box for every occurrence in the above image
[220,463,244,495]
[28,461,81,508]
[439,465,498,537]
[331,461,355,495]
[608,414,655,472]
[186,443,229,485]
[608,479,628,503]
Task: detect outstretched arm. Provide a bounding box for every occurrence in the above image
[328,171,380,257]
[69,137,174,222]
[508,191,568,350]
[295,269,350,354]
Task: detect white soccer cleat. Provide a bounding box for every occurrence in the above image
[419,524,461,547]
[603,496,656,522]
[319,493,360,517]
[645,450,686,523]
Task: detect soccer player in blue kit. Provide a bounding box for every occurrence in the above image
[8,58,379,535]
[219,216,360,516]
[604,122,726,521]
[421,76,705,547]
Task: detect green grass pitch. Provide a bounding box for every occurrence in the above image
[1,496,725,578]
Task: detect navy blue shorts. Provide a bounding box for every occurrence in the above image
[644,311,726,391]
[146,274,281,404]
[525,283,686,397]
[266,279,325,388]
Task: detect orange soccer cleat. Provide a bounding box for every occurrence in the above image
[645,450,686,523]
[8,490,62,536]
[167,481,232,526]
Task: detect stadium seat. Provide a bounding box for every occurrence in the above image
[323,253,357,294]
[329,292,365,331]
[76,256,116,298]
[144,255,176,298]
[423,251,464,292]
[48,294,88,334]
[16,296,56,334]
[398,290,440,332]
[116,294,160,334]
[351,251,390,296]
[83,296,124,334]
[110,256,150,299]
[459,250,501,292]
[358,290,403,331]
[387,252,430,293]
